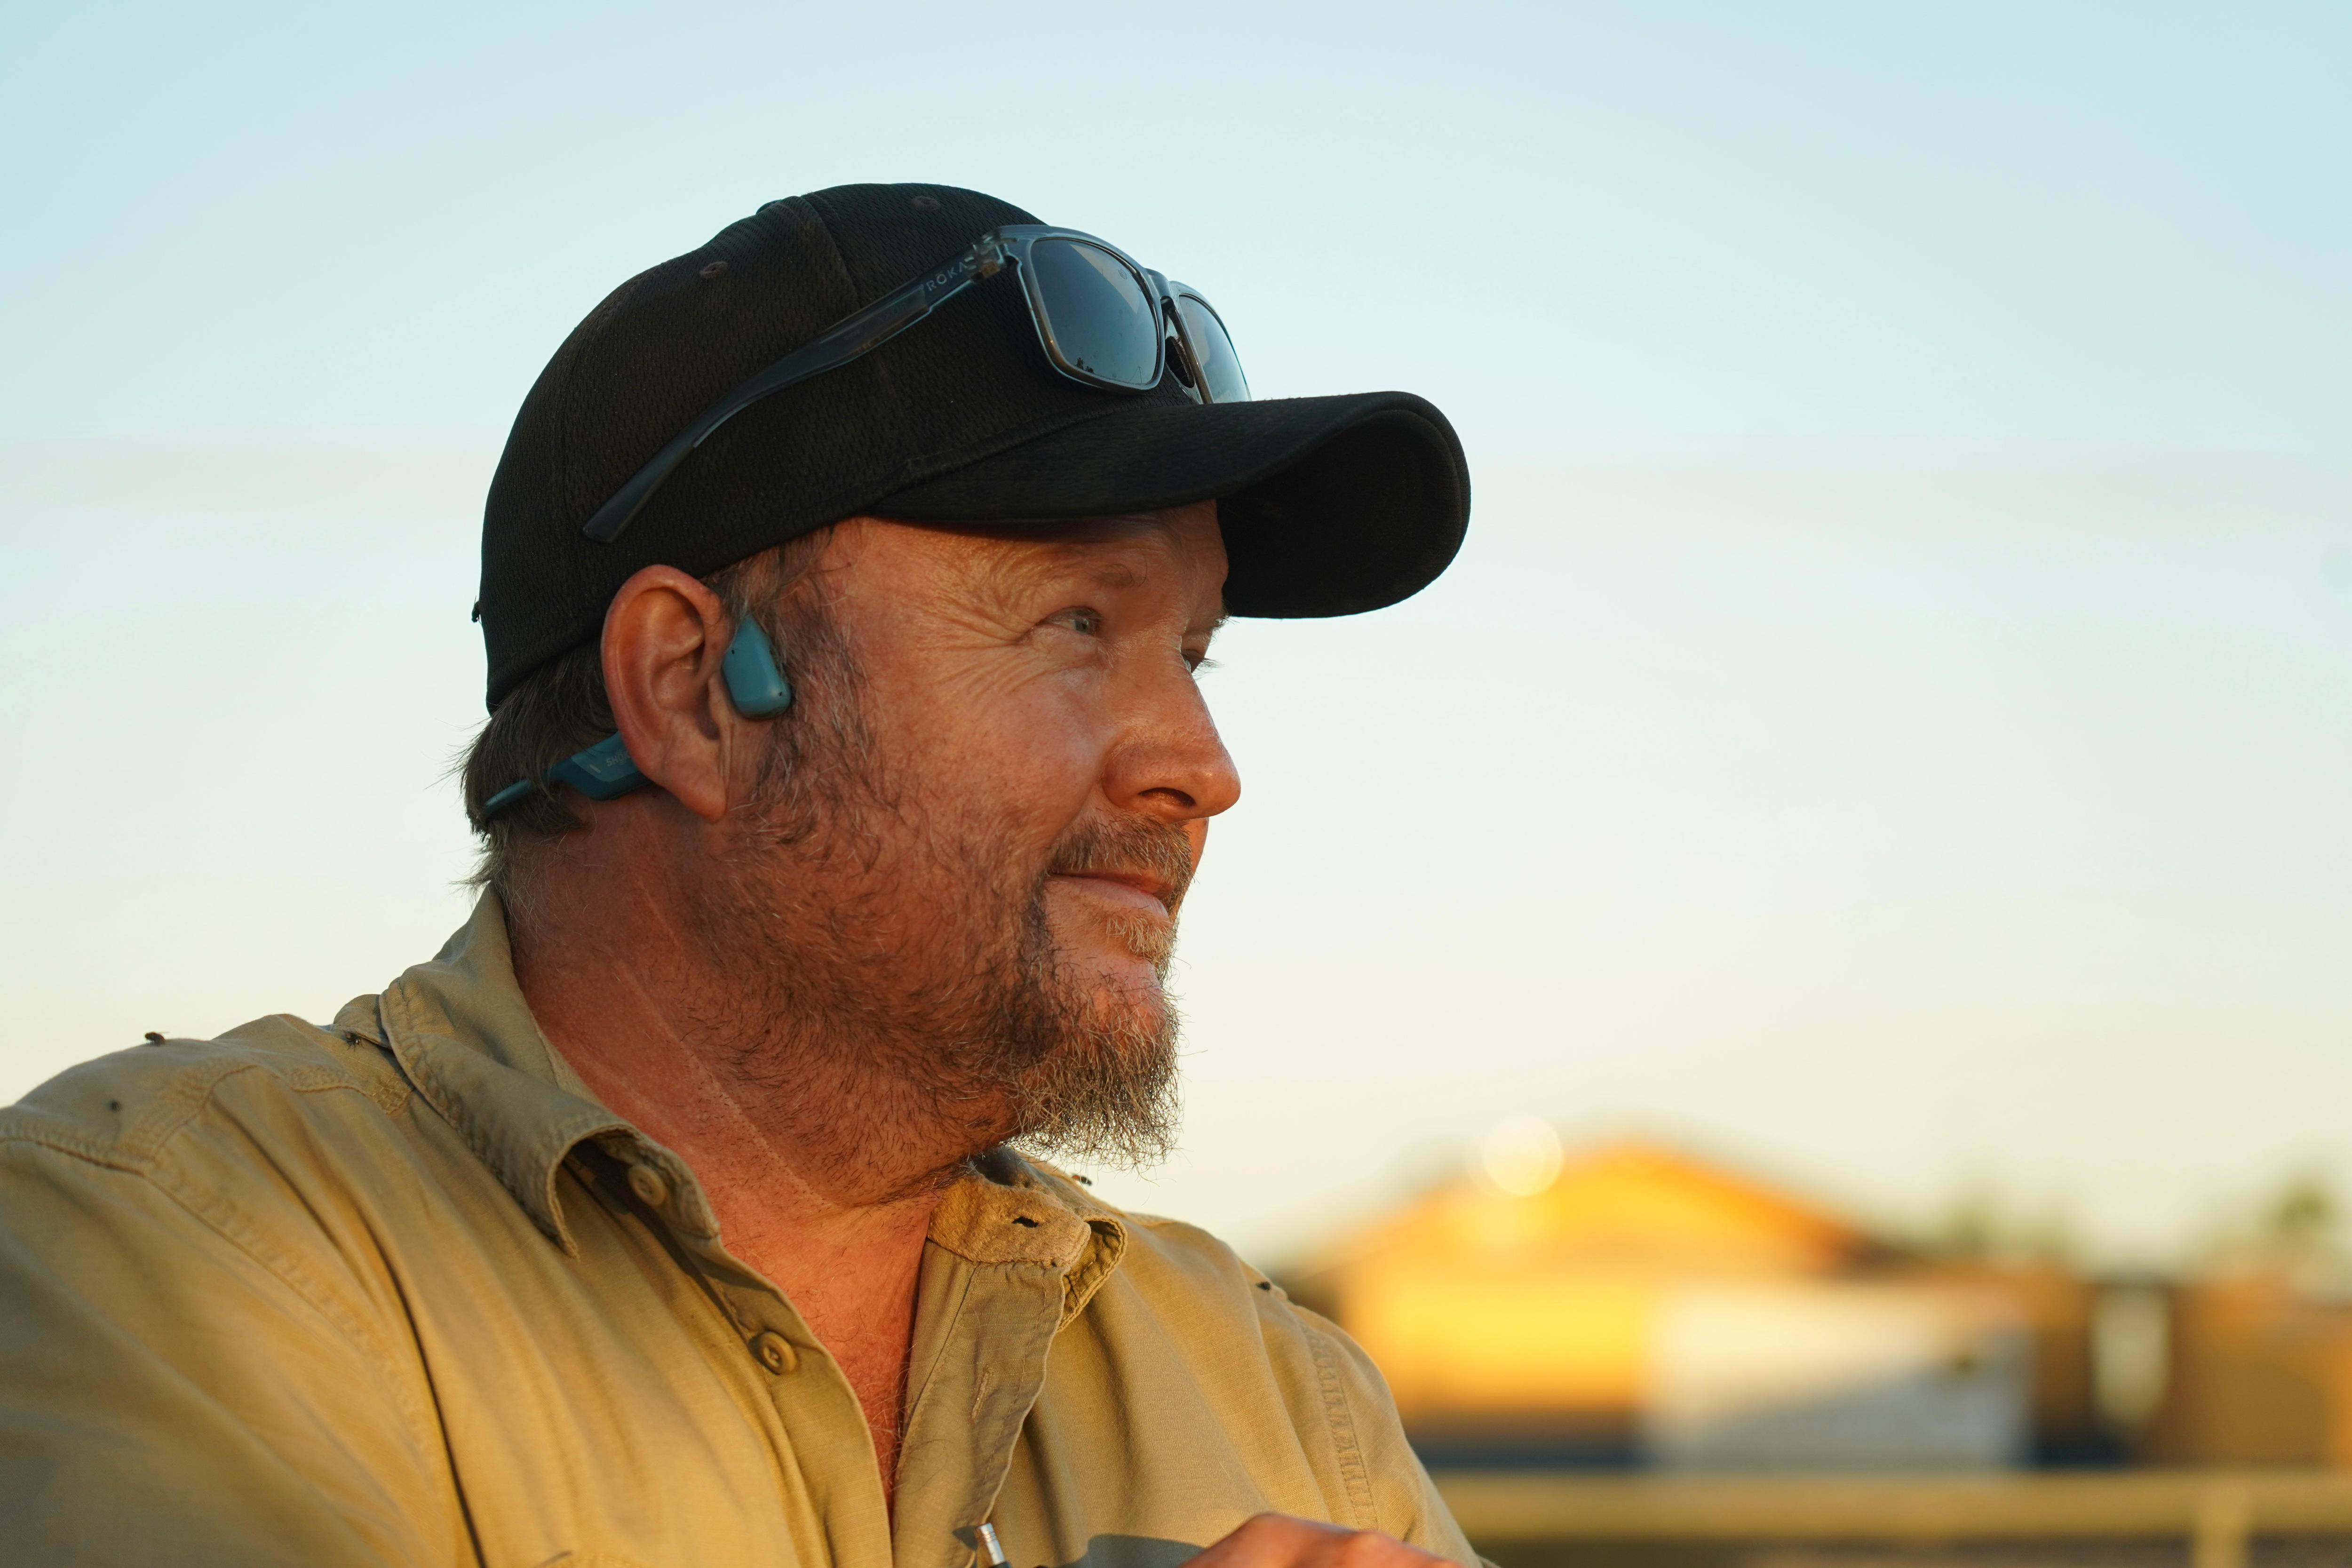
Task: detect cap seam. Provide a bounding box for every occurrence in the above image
[542,263,663,599]
[781,192,862,312]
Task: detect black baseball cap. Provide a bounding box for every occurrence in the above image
[478,182,1471,709]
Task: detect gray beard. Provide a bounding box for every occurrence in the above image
[682,662,1189,1191]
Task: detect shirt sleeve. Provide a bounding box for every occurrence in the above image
[0,1138,468,1568]
[1286,1304,1481,1566]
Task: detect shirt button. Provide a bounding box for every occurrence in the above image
[750,1330,800,1376]
[627,1162,670,1208]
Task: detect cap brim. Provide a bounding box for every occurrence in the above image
[874,391,1470,617]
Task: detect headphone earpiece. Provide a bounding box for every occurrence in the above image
[479,617,794,821]
[722,618,795,718]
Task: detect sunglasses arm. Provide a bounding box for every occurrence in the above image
[581,234,1014,543]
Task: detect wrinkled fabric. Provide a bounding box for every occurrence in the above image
[0,895,1472,1568]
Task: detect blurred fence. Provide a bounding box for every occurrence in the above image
[1437,1472,2352,1568]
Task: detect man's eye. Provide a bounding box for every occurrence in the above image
[1049,608,1104,637]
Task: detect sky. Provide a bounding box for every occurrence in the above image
[3,1,2348,1268]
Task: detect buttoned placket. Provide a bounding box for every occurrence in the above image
[564,1135,897,1568]
[572,1138,820,1374]
[890,1235,1090,1568]
[568,1134,1121,1568]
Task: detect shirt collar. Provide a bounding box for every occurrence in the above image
[369,892,631,1252]
[934,1146,1130,1328]
[364,894,1128,1304]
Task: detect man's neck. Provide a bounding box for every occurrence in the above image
[504,849,1004,1504]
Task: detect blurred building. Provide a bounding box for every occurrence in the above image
[1287,1139,2100,1470]
[2141,1180,2352,1467]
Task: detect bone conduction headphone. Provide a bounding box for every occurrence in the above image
[479,617,794,821]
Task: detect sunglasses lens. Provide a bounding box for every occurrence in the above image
[1173,293,1250,404]
[1027,238,1162,389]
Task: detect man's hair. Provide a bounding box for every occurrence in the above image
[459,529,837,898]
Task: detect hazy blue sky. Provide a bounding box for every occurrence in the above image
[8,1,2347,455]
[4,2,2348,1265]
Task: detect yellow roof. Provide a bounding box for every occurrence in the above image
[1304,1138,1875,1282]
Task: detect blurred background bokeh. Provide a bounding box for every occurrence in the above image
[6,5,2350,1565]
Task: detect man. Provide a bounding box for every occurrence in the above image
[0,184,1474,1568]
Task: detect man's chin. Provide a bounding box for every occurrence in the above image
[1006,975,1182,1171]
[1066,960,1177,1042]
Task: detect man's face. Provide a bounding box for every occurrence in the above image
[705,502,1239,1168]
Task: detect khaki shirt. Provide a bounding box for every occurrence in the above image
[0,896,1472,1568]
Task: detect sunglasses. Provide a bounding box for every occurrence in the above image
[583,225,1249,544]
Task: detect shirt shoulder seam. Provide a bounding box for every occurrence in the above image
[0,1052,269,1175]
[0,1031,412,1174]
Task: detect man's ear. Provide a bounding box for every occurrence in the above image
[600,565,736,823]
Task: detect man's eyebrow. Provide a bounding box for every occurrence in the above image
[1195,610,1231,642]
[1079,559,1144,591]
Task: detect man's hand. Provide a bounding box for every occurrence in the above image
[1190,1513,1462,1568]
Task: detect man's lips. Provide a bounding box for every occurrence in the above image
[1049,870,1175,915]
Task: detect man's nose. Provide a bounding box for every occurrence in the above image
[1109,674,1242,824]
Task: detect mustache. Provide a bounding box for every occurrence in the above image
[1047,814,1199,914]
